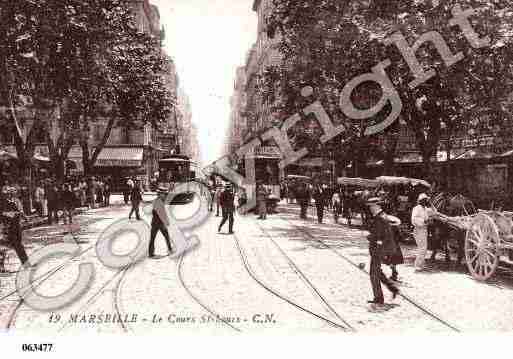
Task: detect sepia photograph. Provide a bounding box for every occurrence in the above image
[1,0,513,355]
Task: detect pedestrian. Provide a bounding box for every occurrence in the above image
[46,181,58,224]
[257,183,269,220]
[86,177,95,209]
[411,193,433,272]
[214,186,222,217]
[343,189,353,226]
[19,181,30,215]
[129,180,143,220]
[1,188,29,266]
[382,212,404,282]
[313,184,325,224]
[34,181,45,217]
[79,179,87,207]
[296,182,310,220]
[322,184,331,210]
[238,189,247,209]
[366,200,400,306]
[103,179,111,207]
[208,186,215,212]
[148,187,174,258]
[123,177,133,205]
[332,189,342,224]
[287,181,295,204]
[218,184,235,234]
[96,180,104,207]
[61,183,76,225]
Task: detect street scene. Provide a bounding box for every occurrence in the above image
[1,0,513,340]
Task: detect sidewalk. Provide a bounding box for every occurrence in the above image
[0,199,133,331]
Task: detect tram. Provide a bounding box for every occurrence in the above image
[158,154,200,204]
[239,146,282,211]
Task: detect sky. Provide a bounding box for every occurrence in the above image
[152,0,257,165]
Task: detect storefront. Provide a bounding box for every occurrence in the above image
[66,145,160,191]
[92,146,149,191]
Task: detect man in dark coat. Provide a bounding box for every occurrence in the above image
[61,183,76,225]
[218,184,235,234]
[45,181,59,225]
[1,188,28,265]
[366,200,399,305]
[313,184,325,224]
[129,180,143,220]
[149,187,173,258]
[295,183,310,220]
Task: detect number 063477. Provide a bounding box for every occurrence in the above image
[22,344,54,352]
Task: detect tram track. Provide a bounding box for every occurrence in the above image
[279,215,462,332]
[57,264,133,333]
[3,244,96,331]
[176,252,242,332]
[251,219,356,331]
[232,231,353,332]
[114,251,242,333]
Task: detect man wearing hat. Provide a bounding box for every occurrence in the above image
[1,187,29,266]
[149,187,174,258]
[411,193,432,271]
[366,198,399,305]
[129,180,143,220]
[218,184,235,234]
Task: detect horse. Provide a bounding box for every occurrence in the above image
[429,192,477,264]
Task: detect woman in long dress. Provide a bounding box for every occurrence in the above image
[382,213,404,282]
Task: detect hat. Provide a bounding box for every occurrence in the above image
[368,203,383,217]
[418,193,430,202]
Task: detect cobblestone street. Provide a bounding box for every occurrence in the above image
[2,196,513,334]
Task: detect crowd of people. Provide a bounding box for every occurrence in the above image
[1,176,114,223]
[0,171,448,308]
[0,175,114,270]
[280,180,429,228]
[280,179,448,307]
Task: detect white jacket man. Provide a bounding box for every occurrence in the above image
[411,193,432,271]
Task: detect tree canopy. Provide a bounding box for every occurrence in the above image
[0,0,173,179]
[261,0,513,177]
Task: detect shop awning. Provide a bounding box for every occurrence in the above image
[394,152,422,164]
[337,177,380,188]
[95,147,144,167]
[453,148,497,160]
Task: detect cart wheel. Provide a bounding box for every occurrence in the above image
[465,213,500,281]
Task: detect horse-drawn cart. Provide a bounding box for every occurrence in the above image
[431,193,513,281]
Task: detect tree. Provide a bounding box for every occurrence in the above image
[262,0,513,179]
[0,0,50,179]
[0,0,173,181]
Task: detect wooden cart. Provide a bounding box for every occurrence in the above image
[431,195,513,281]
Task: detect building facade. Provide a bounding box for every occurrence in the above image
[244,0,282,139]
[0,0,182,191]
[225,66,248,156]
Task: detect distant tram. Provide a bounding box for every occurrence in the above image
[158,154,203,204]
[239,146,282,211]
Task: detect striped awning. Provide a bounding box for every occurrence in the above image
[337,177,380,188]
[95,147,144,167]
